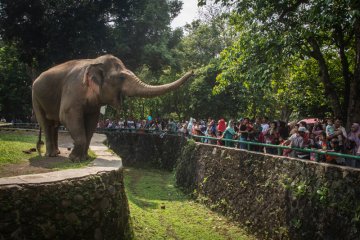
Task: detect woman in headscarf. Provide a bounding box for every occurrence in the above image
[221,120,237,147]
[346,123,360,167]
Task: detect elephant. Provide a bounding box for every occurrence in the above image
[32,54,193,161]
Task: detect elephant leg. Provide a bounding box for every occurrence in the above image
[33,98,58,157]
[63,109,87,162]
[53,124,60,154]
[45,122,59,157]
[84,112,100,159]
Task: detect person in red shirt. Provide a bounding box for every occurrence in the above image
[217,118,226,134]
[217,118,226,145]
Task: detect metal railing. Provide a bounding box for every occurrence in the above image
[2,123,359,162]
[0,123,184,137]
[189,134,360,162]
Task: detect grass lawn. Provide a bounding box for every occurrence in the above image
[0,131,95,172]
[124,167,255,240]
[0,131,39,165]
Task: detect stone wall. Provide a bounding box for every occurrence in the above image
[99,132,360,239]
[106,131,186,170]
[0,133,132,240]
[176,140,360,240]
[0,169,132,240]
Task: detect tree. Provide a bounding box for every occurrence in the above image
[0,44,32,120]
[0,0,183,72]
[0,0,184,120]
[200,0,360,126]
[0,0,113,70]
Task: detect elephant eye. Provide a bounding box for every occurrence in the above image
[119,76,125,81]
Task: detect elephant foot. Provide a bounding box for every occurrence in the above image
[45,151,59,157]
[69,152,86,162]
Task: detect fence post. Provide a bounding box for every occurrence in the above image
[315,152,320,162]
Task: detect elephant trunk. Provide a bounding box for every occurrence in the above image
[123,71,193,98]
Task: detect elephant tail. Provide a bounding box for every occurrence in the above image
[36,127,44,155]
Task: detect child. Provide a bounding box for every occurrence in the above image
[325,118,335,140]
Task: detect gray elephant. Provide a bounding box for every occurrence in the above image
[32,54,193,161]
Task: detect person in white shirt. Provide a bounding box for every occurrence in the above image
[334,119,347,148]
[261,116,270,133]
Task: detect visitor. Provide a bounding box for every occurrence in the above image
[278,120,289,141]
[289,123,299,135]
[221,120,237,147]
[325,118,335,141]
[334,119,347,150]
[312,120,324,136]
[178,123,188,136]
[187,118,195,134]
[261,117,270,133]
[238,117,252,149]
[282,126,306,158]
[264,121,279,154]
[205,118,217,144]
[346,123,360,167]
[217,118,226,135]
[325,138,345,165]
[168,119,177,133]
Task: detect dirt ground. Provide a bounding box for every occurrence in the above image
[0,131,77,178]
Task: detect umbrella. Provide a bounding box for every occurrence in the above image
[298,118,318,124]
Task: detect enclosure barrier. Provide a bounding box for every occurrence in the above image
[0,125,132,239]
[2,123,360,162]
[189,134,360,162]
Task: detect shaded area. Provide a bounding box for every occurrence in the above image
[176,142,360,240]
[106,132,185,170]
[124,167,255,240]
[0,130,92,177]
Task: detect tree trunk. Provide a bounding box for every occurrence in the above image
[280,105,293,122]
[307,37,342,118]
[346,15,360,127]
[334,26,352,122]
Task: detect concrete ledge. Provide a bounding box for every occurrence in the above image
[0,134,131,239]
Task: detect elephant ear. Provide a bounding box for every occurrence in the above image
[83,63,104,96]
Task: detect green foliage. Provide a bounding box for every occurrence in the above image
[0,44,32,120]
[1,0,358,122]
[0,0,183,72]
[316,186,329,204]
[124,167,255,240]
[208,0,360,122]
[0,0,187,121]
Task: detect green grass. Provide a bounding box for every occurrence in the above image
[124,167,255,240]
[0,131,39,165]
[47,150,96,170]
[0,131,96,170]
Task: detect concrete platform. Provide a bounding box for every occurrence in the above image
[0,133,122,185]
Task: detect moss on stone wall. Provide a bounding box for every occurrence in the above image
[106,132,185,170]
[99,132,360,239]
[0,170,132,240]
[176,142,360,240]
[174,139,197,193]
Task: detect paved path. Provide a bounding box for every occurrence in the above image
[0,134,122,185]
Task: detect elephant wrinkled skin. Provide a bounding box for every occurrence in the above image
[32,54,193,161]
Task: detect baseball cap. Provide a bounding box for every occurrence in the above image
[298,127,306,132]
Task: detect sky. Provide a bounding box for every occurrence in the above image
[171,0,199,29]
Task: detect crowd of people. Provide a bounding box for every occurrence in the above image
[98,116,360,167]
